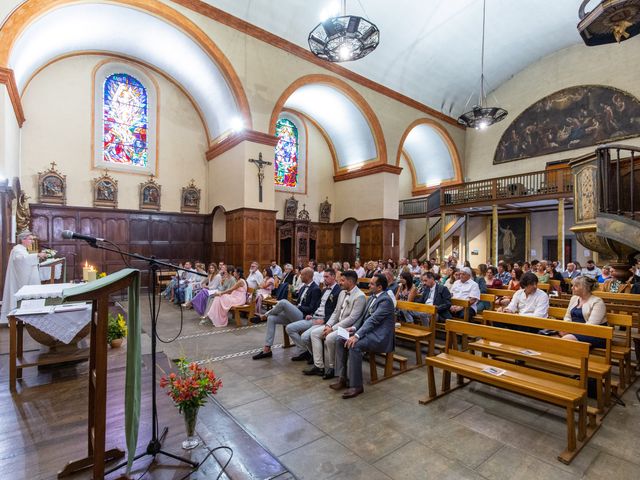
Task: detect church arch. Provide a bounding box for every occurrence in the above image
[0,0,252,141]
[396,119,463,196]
[211,205,226,243]
[340,218,359,244]
[269,74,387,175]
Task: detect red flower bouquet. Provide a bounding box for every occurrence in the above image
[159,358,223,413]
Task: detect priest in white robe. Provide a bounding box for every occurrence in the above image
[1,230,46,324]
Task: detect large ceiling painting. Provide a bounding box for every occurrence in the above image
[494,85,640,164]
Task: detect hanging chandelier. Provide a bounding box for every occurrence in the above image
[458,0,508,129]
[308,0,380,62]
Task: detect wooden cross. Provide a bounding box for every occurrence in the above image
[248,152,272,203]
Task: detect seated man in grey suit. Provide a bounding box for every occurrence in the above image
[252,267,321,360]
[330,273,395,399]
[304,270,367,379]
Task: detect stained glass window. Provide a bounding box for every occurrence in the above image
[103,73,148,167]
[274,118,298,188]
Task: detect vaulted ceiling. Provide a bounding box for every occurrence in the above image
[201,0,584,117]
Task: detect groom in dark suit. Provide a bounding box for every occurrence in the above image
[331,273,395,399]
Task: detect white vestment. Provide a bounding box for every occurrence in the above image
[1,245,41,324]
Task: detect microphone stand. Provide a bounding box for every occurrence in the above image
[79,239,207,476]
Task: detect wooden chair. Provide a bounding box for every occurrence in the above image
[229,287,255,327]
[422,320,593,464]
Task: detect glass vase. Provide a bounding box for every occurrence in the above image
[182,406,200,450]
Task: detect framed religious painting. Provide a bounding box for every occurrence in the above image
[181,180,200,213]
[93,170,118,208]
[319,197,331,223]
[139,175,161,211]
[284,195,298,221]
[38,162,66,205]
[487,214,530,264]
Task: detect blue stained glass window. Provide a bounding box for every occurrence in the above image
[103,73,148,167]
[274,118,298,187]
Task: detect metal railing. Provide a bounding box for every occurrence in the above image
[597,144,640,219]
[441,168,573,207]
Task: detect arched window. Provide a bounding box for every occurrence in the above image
[94,62,157,174]
[274,118,299,188]
[103,73,148,167]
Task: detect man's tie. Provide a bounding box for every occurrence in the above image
[299,285,308,303]
[367,295,376,315]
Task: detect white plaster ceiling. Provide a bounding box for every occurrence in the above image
[403,124,455,185]
[9,3,241,139]
[284,84,377,168]
[201,0,583,117]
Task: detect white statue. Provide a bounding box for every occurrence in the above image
[499,224,517,257]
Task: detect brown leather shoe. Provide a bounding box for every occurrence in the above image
[329,378,347,390]
[342,386,364,399]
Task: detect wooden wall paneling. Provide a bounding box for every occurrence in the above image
[28,204,212,287]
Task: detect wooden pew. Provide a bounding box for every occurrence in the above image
[394,301,437,365]
[422,320,593,464]
[229,288,255,327]
[480,310,613,414]
[547,306,633,390]
[369,352,408,383]
[551,296,639,380]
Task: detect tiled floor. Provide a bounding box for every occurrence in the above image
[3,296,639,479]
[147,298,640,480]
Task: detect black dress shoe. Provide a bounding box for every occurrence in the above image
[322,368,335,380]
[303,366,324,376]
[342,386,364,399]
[252,350,272,360]
[250,315,266,325]
[291,351,312,362]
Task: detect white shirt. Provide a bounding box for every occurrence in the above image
[450,279,481,312]
[313,286,334,319]
[409,265,421,275]
[505,288,549,318]
[246,269,264,289]
[313,271,323,285]
[425,286,436,305]
[355,267,366,278]
[431,264,440,274]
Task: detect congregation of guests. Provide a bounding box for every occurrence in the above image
[161,253,639,398]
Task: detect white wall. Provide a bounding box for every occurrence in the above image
[464,37,640,181]
[529,209,592,265]
[19,55,208,212]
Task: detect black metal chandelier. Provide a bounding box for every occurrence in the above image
[308,0,380,62]
[458,0,508,129]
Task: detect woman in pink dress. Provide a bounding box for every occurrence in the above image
[206,268,247,327]
[254,267,275,315]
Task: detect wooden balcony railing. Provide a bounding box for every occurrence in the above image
[597,144,640,221]
[399,189,441,217]
[441,168,573,207]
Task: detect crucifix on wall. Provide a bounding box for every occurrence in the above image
[248,152,272,203]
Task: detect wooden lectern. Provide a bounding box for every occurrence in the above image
[57,269,140,479]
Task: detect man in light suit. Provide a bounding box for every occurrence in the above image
[331,273,395,399]
[304,270,367,379]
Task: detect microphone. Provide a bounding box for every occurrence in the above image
[61,230,105,243]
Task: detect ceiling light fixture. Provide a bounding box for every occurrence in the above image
[458,0,508,130]
[308,0,380,62]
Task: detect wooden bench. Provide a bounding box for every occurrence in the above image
[422,320,593,464]
[229,288,255,327]
[552,296,639,378]
[369,352,409,383]
[480,310,613,414]
[157,270,177,289]
[394,301,437,366]
[547,306,633,390]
